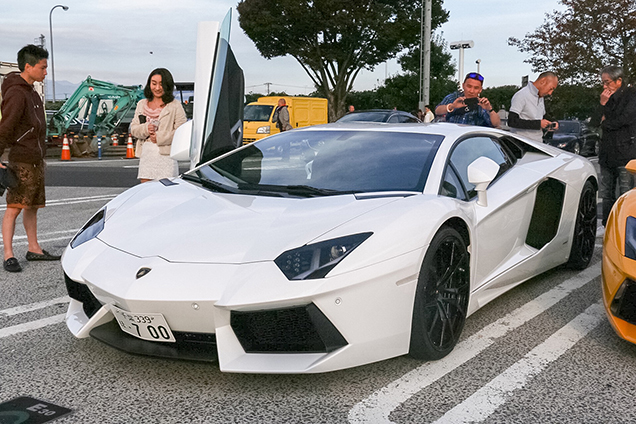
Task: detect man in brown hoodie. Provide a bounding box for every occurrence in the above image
[0,44,60,272]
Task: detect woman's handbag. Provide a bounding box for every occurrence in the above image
[135,139,143,158]
[0,165,18,196]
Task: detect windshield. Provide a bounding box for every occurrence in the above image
[556,121,579,134]
[338,112,392,123]
[244,104,274,122]
[190,130,443,195]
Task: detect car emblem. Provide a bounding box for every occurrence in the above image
[136,267,151,279]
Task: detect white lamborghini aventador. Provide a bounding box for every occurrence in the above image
[61,11,598,374]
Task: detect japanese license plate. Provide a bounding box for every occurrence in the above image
[111,305,176,343]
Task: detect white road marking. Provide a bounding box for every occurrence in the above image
[433,302,604,424]
[45,194,118,204]
[10,235,74,247]
[46,159,138,166]
[0,314,66,339]
[0,296,70,317]
[0,194,117,211]
[347,266,601,423]
[2,229,79,241]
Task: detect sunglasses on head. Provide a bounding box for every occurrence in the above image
[466,72,484,82]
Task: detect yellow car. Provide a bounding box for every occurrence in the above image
[602,159,636,345]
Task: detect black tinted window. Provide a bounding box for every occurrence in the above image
[440,165,467,200]
[449,136,510,199]
[203,130,444,194]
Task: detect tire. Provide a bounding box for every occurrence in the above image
[566,180,597,269]
[573,141,581,156]
[409,227,470,360]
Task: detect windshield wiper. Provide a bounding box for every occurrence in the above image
[237,183,349,197]
[181,173,234,193]
[285,185,348,197]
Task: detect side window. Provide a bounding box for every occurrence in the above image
[449,136,511,199]
[440,164,467,200]
[387,115,400,123]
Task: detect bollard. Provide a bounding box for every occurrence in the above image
[97,136,102,160]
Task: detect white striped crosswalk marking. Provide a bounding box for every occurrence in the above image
[433,303,604,423]
[348,266,601,423]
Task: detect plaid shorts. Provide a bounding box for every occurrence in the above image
[6,161,46,209]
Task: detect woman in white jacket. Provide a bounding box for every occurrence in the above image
[130,68,187,182]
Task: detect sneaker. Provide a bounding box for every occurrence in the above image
[3,257,22,272]
[25,250,61,261]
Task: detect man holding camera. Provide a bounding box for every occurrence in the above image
[508,71,559,142]
[435,72,500,128]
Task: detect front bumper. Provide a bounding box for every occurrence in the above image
[62,239,421,373]
[601,235,636,345]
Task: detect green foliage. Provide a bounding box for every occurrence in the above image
[237,0,450,120]
[481,85,519,112]
[45,100,65,111]
[244,91,290,104]
[508,0,636,85]
[544,84,601,121]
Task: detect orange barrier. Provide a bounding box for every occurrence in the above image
[61,135,71,161]
[126,135,135,159]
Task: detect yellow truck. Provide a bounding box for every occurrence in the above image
[242,96,328,143]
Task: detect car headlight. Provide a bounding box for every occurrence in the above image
[275,233,373,280]
[256,126,270,134]
[70,208,106,248]
[557,142,568,148]
[625,216,636,260]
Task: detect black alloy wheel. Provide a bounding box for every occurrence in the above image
[409,227,470,360]
[566,180,597,269]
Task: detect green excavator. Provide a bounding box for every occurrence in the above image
[47,76,144,149]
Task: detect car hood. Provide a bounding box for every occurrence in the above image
[97,179,401,263]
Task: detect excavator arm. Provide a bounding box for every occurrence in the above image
[49,76,143,139]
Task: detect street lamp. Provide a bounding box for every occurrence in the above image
[476,59,481,74]
[49,4,69,102]
[449,40,474,86]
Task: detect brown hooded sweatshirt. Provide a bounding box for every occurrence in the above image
[0,72,46,164]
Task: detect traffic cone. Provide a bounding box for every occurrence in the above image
[61,135,71,161]
[112,134,119,146]
[126,134,135,159]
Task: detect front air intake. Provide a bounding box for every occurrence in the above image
[231,303,347,353]
[64,273,103,318]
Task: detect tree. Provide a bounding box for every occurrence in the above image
[544,84,600,121]
[508,0,636,85]
[344,34,457,114]
[237,0,449,121]
[480,85,519,112]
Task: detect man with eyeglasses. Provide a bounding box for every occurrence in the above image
[591,65,636,226]
[507,71,559,142]
[435,72,500,128]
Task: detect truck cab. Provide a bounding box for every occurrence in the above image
[243,96,328,143]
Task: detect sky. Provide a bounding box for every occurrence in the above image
[0,0,566,98]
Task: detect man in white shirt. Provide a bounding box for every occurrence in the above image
[508,72,559,142]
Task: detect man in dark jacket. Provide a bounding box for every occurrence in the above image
[592,65,636,226]
[0,44,60,272]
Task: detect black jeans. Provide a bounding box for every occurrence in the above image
[600,165,634,225]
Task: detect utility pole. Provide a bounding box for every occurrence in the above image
[265,82,272,95]
[419,0,432,111]
[35,34,46,48]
